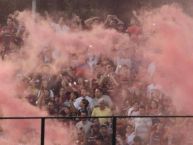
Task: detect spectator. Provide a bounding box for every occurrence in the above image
[91,98,112,125]
[76,111,93,135]
[126,124,135,145]
[58,87,68,106]
[132,136,142,145]
[93,88,113,108]
[148,100,159,115]
[74,88,94,111]
[87,122,101,145]
[79,98,91,115]
[98,125,112,145]
[149,122,164,145]
[130,105,152,145]
[128,102,140,116]
[59,105,72,117]
[36,89,50,109]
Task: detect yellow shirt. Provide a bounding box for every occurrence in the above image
[91,107,112,125]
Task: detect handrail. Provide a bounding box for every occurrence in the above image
[0,115,193,119]
[0,115,193,145]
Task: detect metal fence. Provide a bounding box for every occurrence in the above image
[0,115,193,145]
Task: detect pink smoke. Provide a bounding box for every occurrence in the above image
[0,11,132,145]
[16,11,131,75]
[1,3,193,144]
[141,4,193,113]
[0,61,74,145]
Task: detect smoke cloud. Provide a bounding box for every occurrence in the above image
[140,4,193,113]
[1,3,193,144]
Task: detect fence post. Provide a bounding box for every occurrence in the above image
[112,117,117,145]
[40,118,45,145]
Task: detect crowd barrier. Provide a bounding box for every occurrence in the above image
[0,115,192,145]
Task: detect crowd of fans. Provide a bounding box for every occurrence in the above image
[0,11,192,145]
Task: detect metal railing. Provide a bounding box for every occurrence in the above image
[0,115,193,145]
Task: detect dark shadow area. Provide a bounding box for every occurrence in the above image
[1,0,193,24]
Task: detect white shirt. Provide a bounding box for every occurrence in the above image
[128,107,140,116]
[73,96,94,110]
[76,120,93,134]
[126,132,135,145]
[93,95,113,107]
[134,118,152,140]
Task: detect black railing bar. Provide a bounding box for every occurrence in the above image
[112,117,117,145]
[109,115,193,118]
[40,118,45,145]
[1,115,193,119]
